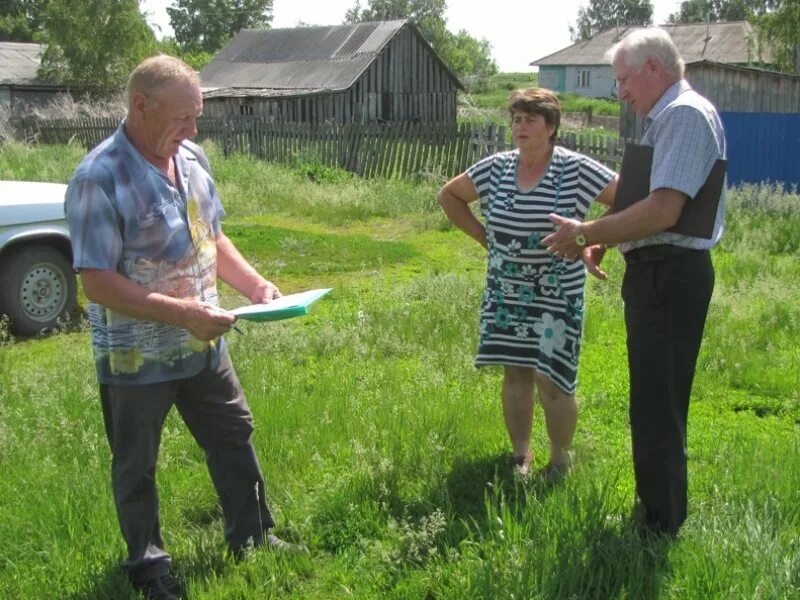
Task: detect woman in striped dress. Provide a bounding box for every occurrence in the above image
[438,88,617,477]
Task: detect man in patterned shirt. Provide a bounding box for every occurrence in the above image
[543,28,726,537]
[66,56,302,600]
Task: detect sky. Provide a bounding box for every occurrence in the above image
[139,0,684,73]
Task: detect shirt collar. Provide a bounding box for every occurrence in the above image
[113,121,152,180]
[644,79,692,128]
[113,121,196,186]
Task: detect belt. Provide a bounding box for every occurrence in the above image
[623,244,699,265]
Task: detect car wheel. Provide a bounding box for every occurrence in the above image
[0,244,78,336]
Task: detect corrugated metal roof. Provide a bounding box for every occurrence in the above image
[689,59,800,80]
[202,86,334,98]
[0,42,43,85]
[200,20,413,95]
[531,21,771,67]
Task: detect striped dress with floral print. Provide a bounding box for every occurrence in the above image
[467,146,615,394]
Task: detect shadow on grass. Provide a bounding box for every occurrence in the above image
[225,224,420,278]
[443,451,564,530]
[444,454,673,598]
[552,525,672,599]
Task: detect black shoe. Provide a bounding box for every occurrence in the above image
[133,573,182,600]
[631,503,679,540]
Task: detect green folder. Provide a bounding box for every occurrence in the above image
[230,288,332,322]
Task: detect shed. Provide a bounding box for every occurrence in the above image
[200,20,463,124]
[0,42,72,110]
[531,21,770,99]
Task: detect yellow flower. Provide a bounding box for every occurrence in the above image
[186,337,208,353]
[109,349,144,374]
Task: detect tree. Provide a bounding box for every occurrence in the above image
[668,0,778,24]
[436,29,498,83]
[345,0,448,49]
[570,0,654,41]
[167,0,273,54]
[156,37,214,71]
[344,0,497,80]
[755,0,800,73]
[0,0,49,42]
[38,0,157,97]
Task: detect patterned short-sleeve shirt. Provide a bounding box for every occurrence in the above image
[65,123,226,385]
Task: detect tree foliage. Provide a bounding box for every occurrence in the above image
[344,0,497,81]
[344,0,447,47]
[156,38,214,72]
[436,29,497,83]
[38,0,157,97]
[0,0,48,42]
[668,0,778,24]
[167,0,274,54]
[570,0,654,41]
[755,0,800,73]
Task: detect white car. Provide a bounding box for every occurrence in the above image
[0,181,77,336]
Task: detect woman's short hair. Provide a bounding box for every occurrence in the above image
[606,27,685,79]
[126,55,200,107]
[507,88,561,143]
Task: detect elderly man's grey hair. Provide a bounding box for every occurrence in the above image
[605,27,685,79]
[126,55,200,107]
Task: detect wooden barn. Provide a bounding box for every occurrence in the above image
[621,60,800,186]
[199,20,462,125]
[0,42,72,110]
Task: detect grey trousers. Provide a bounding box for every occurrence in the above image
[99,349,275,582]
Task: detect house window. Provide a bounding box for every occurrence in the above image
[577,70,591,88]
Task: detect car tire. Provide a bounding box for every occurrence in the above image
[0,244,78,336]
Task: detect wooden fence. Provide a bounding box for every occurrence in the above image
[17,116,623,179]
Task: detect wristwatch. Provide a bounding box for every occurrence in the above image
[575,228,587,248]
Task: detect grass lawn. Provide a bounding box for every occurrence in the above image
[1,144,799,599]
[461,72,620,128]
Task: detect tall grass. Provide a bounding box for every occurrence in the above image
[1,146,798,599]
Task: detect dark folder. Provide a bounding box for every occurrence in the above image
[613,143,727,239]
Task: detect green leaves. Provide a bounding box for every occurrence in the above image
[37,0,157,97]
[167,0,274,54]
[570,0,654,42]
[344,0,497,81]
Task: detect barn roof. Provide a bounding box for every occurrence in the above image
[200,20,462,97]
[531,21,771,67]
[0,42,44,85]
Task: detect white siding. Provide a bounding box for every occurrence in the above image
[563,66,616,98]
[539,70,560,90]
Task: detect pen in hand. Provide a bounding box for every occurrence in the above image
[232,325,244,335]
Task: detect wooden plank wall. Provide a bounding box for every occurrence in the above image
[689,63,800,113]
[619,63,800,139]
[24,117,623,179]
[202,25,460,125]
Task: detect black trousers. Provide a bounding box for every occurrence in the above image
[622,245,714,535]
[99,349,275,582]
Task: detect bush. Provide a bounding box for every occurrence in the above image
[722,183,800,255]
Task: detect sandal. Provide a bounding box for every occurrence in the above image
[509,451,533,477]
[541,456,573,482]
